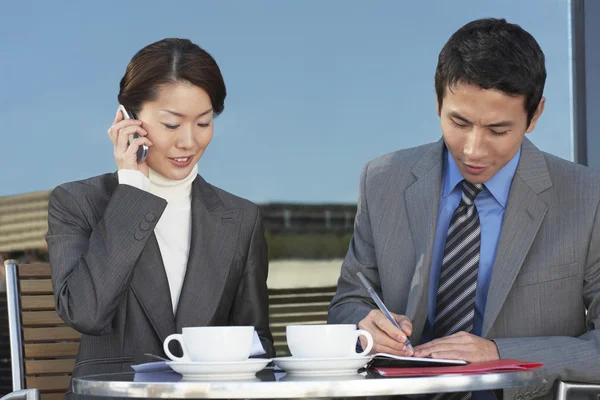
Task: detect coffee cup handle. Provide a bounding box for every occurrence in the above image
[163,333,186,362]
[354,329,374,356]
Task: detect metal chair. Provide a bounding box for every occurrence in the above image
[4,260,80,400]
[556,381,600,400]
[0,389,40,400]
[5,260,25,393]
[3,260,39,400]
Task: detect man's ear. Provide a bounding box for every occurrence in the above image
[526,97,545,133]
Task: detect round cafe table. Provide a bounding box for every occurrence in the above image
[72,367,544,398]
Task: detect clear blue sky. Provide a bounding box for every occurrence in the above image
[0,0,572,203]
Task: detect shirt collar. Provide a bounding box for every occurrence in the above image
[443,147,521,208]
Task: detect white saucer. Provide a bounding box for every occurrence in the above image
[166,358,271,381]
[272,356,372,376]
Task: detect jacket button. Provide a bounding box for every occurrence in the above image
[145,212,156,222]
[135,231,145,241]
[140,221,151,231]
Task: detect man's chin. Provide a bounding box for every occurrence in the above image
[459,168,492,184]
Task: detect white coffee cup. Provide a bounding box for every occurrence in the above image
[163,326,254,362]
[286,324,374,358]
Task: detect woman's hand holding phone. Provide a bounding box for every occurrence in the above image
[107,107,153,177]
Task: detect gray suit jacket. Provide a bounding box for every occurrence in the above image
[328,138,600,400]
[46,172,274,396]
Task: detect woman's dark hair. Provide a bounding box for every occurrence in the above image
[435,18,546,125]
[118,38,226,117]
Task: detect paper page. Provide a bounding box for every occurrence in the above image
[374,352,467,365]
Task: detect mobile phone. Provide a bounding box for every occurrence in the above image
[118,104,148,163]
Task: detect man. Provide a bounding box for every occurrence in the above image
[328,18,600,400]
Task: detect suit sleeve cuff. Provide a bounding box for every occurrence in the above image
[118,169,150,191]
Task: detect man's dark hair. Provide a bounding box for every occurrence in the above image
[435,18,546,125]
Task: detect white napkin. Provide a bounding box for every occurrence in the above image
[131,361,170,373]
[251,331,266,356]
[133,371,181,382]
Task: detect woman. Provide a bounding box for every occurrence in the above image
[46,38,274,392]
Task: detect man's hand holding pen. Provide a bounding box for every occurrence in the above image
[357,310,415,356]
[355,258,422,357]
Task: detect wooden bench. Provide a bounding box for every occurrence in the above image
[5,261,336,397]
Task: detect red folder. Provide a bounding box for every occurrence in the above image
[374,359,543,377]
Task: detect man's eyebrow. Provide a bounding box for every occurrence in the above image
[486,120,514,128]
[449,111,513,128]
[449,111,472,124]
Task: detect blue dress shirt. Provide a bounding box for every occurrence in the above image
[422,147,520,400]
[424,147,520,340]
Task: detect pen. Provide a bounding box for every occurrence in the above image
[356,271,415,352]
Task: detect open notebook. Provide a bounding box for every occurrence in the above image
[369,358,543,377]
[367,352,468,369]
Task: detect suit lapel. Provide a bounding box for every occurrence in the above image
[482,139,552,337]
[130,233,176,342]
[175,176,241,331]
[403,140,444,344]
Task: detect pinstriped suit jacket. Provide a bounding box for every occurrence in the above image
[328,138,600,400]
[46,172,274,397]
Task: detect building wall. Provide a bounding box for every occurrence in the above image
[573,0,600,167]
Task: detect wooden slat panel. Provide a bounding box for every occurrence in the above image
[267,287,335,358]
[26,359,75,374]
[270,312,328,324]
[0,209,48,225]
[268,290,336,298]
[275,345,290,356]
[268,286,337,295]
[41,393,69,400]
[25,343,79,358]
[26,375,71,391]
[24,327,81,342]
[20,280,53,295]
[271,320,327,328]
[269,303,330,314]
[268,293,335,305]
[18,264,51,278]
[21,295,55,310]
[22,311,64,326]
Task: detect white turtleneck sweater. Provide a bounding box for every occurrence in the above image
[118,165,266,355]
[118,165,197,313]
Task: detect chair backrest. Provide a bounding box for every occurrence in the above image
[0,388,40,400]
[268,286,336,356]
[4,261,80,400]
[556,381,600,400]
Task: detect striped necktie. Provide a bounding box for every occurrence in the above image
[434,180,483,338]
[430,180,483,400]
